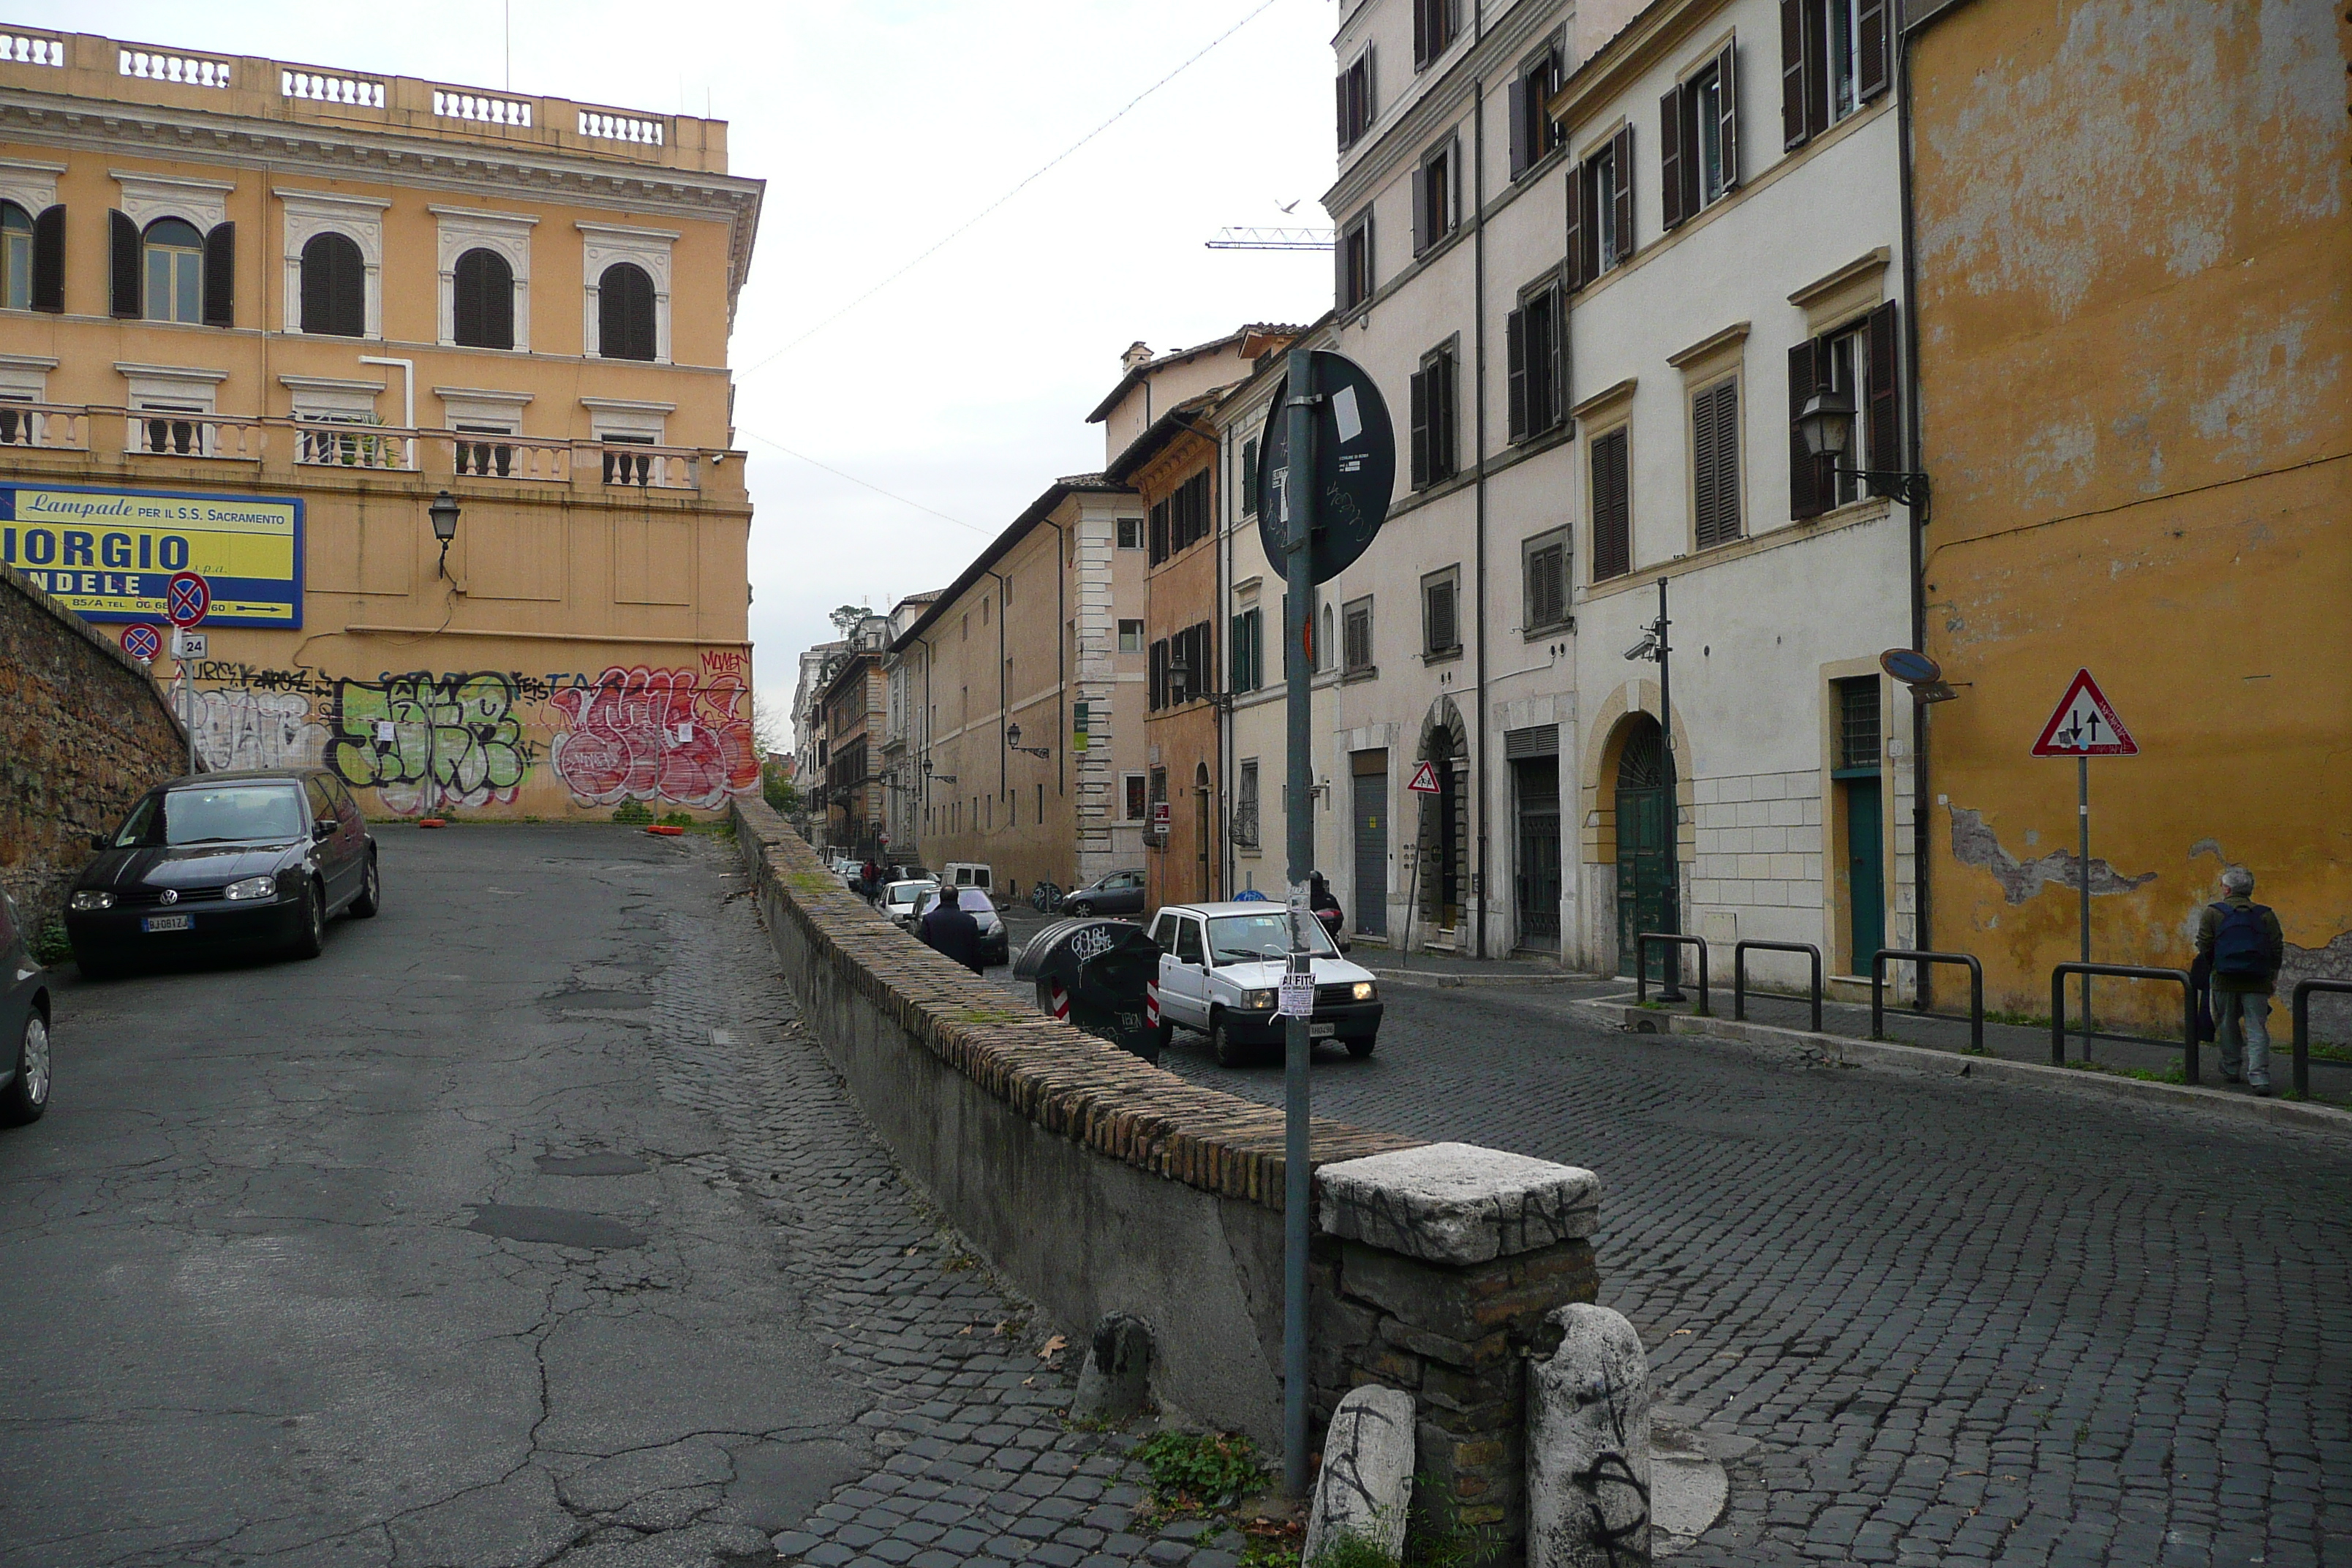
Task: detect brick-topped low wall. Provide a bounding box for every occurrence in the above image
[732,799,1599,1547]
[1,562,192,927]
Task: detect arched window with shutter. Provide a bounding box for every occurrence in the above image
[597,262,656,361]
[143,216,204,323]
[299,231,366,337]
[452,247,514,350]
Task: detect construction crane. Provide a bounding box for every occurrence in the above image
[1205,226,1335,252]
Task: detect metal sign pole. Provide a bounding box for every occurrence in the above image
[1280,346,1317,1499]
[2078,754,2091,1054]
[181,651,195,775]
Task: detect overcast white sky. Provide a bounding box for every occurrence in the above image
[29,1,1339,739]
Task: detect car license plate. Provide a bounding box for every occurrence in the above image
[142,913,192,932]
[1310,1022,1336,1039]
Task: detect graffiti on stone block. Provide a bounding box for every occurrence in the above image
[548,665,759,810]
[328,672,533,816]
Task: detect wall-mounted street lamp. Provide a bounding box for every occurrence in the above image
[1797,391,1931,510]
[1166,660,1236,713]
[428,489,461,580]
[1003,722,1052,761]
[921,756,957,785]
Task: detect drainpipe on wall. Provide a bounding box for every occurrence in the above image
[986,569,1010,821]
[357,355,415,467]
[1896,17,1934,1003]
[1471,75,1491,961]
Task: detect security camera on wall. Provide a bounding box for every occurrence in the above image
[1624,633,1657,662]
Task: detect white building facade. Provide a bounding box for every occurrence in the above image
[1304,0,1920,985]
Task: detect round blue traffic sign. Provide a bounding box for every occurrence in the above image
[166,571,210,628]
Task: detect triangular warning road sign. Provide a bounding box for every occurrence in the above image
[2032,668,2138,757]
[1406,760,1442,794]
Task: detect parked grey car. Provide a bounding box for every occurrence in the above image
[1,886,52,1126]
[1059,869,1146,917]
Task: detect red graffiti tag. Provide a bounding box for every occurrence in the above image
[548,666,758,809]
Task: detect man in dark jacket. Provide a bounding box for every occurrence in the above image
[920,885,984,973]
[2196,865,2285,1095]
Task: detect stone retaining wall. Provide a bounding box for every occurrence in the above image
[732,799,1601,1548]
[1,562,192,927]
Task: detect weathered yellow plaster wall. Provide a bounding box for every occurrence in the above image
[1912,0,2352,1025]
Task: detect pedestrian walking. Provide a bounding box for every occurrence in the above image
[919,885,984,974]
[2195,866,2285,1096]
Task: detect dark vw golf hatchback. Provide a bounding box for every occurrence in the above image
[65,769,380,976]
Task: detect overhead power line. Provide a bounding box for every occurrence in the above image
[739,427,990,536]
[735,0,1289,380]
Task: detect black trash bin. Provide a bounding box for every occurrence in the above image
[1013,917,1165,1062]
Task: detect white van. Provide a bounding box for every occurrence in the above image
[942,862,992,892]
[1146,902,1383,1066]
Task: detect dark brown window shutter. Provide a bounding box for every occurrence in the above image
[1335,69,1348,147]
[301,232,366,336]
[1694,381,1741,548]
[1659,86,1686,230]
[1789,339,1829,520]
[1505,308,1529,440]
[1412,161,1429,255]
[203,222,234,327]
[1866,300,1901,493]
[29,203,63,312]
[1414,0,1431,67]
[1592,428,1631,580]
[454,248,516,350]
[1804,0,1831,137]
[1509,77,1530,177]
[109,209,140,317]
[1779,0,1809,148]
[1542,284,1566,431]
[1610,124,1635,262]
[1716,41,1741,189]
[1430,350,1449,479]
[1563,161,1586,290]
[1858,0,1890,101]
[1409,366,1431,489]
[600,262,657,361]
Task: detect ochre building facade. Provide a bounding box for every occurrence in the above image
[1910,0,2351,1022]
[0,29,763,820]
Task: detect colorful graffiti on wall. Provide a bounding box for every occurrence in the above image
[180,657,756,818]
[549,665,759,810]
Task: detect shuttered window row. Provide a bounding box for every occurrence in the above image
[1782,0,1889,151]
[1409,345,1458,490]
[1661,42,1739,231]
[1148,469,1211,568]
[1422,569,1460,657]
[1692,378,1741,549]
[1336,50,1376,151]
[1507,38,1565,179]
[1564,126,1635,290]
[1149,620,1218,712]
[1412,0,1459,69]
[1789,301,1900,521]
[1591,427,1632,582]
[1506,282,1565,442]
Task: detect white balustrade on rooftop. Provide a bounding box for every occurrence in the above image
[282,68,385,108]
[578,110,665,146]
[120,48,231,88]
[0,31,64,67]
[432,89,532,127]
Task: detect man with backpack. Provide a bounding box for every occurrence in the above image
[2196,866,2285,1095]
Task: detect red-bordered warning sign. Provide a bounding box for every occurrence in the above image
[2031,668,2138,757]
[1406,760,1441,794]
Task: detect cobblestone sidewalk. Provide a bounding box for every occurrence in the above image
[671,845,1267,1568]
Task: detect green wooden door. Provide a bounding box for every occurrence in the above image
[1615,785,1672,978]
[1844,775,1885,971]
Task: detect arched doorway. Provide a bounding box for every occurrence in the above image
[1414,700,1470,936]
[1613,715,1674,977]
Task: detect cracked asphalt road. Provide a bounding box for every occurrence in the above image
[0,826,896,1567]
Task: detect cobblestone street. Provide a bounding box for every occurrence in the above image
[1151,973,2352,1568]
